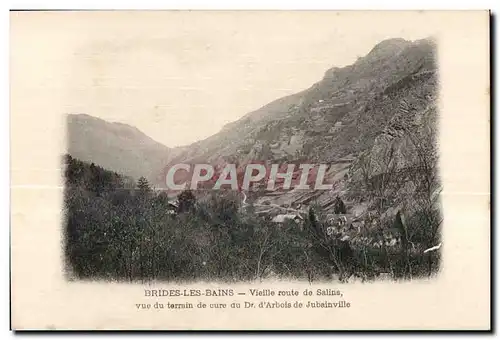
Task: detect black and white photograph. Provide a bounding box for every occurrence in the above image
[62,16,441,284]
[10,10,490,330]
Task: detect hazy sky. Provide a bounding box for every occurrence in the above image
[11,11,439,147]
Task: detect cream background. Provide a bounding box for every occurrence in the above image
[10,10,490,330]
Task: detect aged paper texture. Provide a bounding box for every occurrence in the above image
[10,10,490,330]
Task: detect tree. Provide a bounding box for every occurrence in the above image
[177,190,196,213]
[154,191,169,206]
[404,125,442,277]
[304,207,348,282]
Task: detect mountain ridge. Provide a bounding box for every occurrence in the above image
[67,36,438,215]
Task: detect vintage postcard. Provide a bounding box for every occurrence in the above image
[10,10,490,330]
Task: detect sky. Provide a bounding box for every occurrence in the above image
[11,11,439,147]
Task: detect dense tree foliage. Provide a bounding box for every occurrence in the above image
[333,196,347,214]
[63,154,439,283]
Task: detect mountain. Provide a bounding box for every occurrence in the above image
[165,37,439,216]
[67,113,171,183]
[66,37,440,226]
